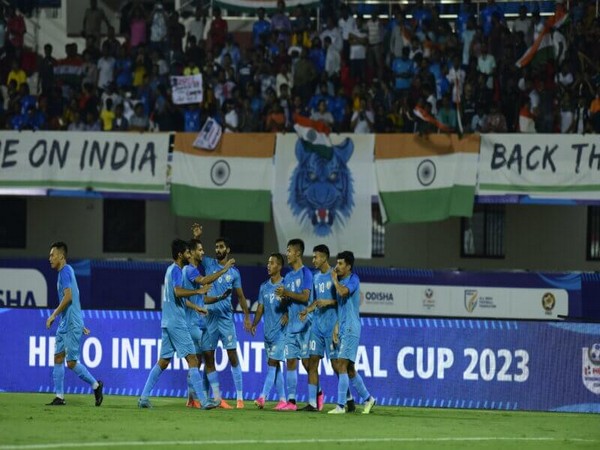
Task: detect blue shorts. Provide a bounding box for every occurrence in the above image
[204,316,238,350]
[337,333,360,362]
[284,327,311,360]
[188,325,206,355]
[265,334,286,362]
[309,328,339,360]
[160,325,195,359]
[54,327,82,361]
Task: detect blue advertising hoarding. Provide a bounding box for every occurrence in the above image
[1,308,599,413]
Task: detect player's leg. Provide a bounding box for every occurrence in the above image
[186,326,203,407]
[301,331,323,411]
[222,317,244,408]
[346,335,376,414]
[328,333,350,414]
[139,328,172,408]
[47,331,66,405]
[64,328,103,406]
[282,333,300,410]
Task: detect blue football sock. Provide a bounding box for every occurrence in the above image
[187,372,197,400]
[71,362,97,386]
[337,373,349,407]
[308,383,318,408]
[201,370,209,400]
[141,364,163,400]
[189,369,208,404]
[261,366,277,399]
[53,364,64,398]
[350,373,371,402]
[286,368,297,401]
[207,371,221,401]
[231,365,243,400]
[275,366,286,401]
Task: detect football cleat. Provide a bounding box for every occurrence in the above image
[327,405,346,414]
[236,399,245,409]
[46,397,66,406]
[218,399,233,409]
[317,390,324,411]
[273,400,288,410]
[362,396,376,415]
[254,397,265,409]
[137,398,152,408]
[299,404,319,412]
[186,399,201,409]
[94,380,104,407]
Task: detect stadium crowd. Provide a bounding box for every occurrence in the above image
[1,0,600,134]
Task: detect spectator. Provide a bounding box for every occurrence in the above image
[6,6,26,49]
[112,103,129,131]
[168,11,186,56]
[102,26,120,58]
[348,16,368,82]
[129,2,147,49]
[100,98,115,131]
[480,0,504,37]
[320,16,343,54]
[187,5,207,47]
[97,44,116,91]
[351,97,374,133]
[560,93,575,133]
[292,47,318,103]
[7,59,26,90]
[308,81,332,114]
[84,110,102,131]
[271,0,292,46]
[436,95,457,130]
[183,104,201,132]
[366,14,384,81]
[310,98,334,129]
[481,102,507,132]
[223,100,239,133]
[82,0,110,41]
[253,7,271,48]
[68,110,86,131]
[149,2,169,56]
[208,7,228,54]
[518,98,536,133]
[512,5,533,47]
[392,46,415,95]
[338,5,356,61]
[129,102,149,131]
[264,102,286,132]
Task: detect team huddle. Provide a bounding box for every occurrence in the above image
[44,224,375,414]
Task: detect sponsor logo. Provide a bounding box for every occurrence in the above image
[541,292,556,313]
[582,344,600,394]
[225,274,232,283]
[364,291,394,304]
[422,288,436,310]
[464,289,497,313]
[464,289,478,313]
[0,269,48,307]
[326,281,332,289]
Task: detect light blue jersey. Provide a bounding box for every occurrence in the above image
[182,264,206,330]
[202,256,242,319]
[257,278,286,342]
[57,265,83,332]
[312,269,337,336]
[283,266,313,334]
[337,273,361,336]
[161,263,187,328]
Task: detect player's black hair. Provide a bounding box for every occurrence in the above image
[50,241,68,257]
[270,252,284,267]
[287,238,305,254]
[313,244,330,258]
[336,251,355,270]
[171,239,188,260]
[215,236,232,250]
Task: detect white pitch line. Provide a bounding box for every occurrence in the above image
[0,437,597,449]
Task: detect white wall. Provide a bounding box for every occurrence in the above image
[0,197,595,272]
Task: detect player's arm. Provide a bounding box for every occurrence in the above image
[331,270,349,297]
[193,258,235,285]
[278,288,311,304]
[174,286,209,298]
[46,287,72,329]
[185,300,208,315]
[235,286,252,331]
[204,288,232,305]
[251,303,264,336]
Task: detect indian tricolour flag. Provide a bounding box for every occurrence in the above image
[170,133,275,222]
[515,4,568,69]
[293,114,333,159]
[375,134,480,223]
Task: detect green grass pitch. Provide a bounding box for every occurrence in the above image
[0,393,599,450]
